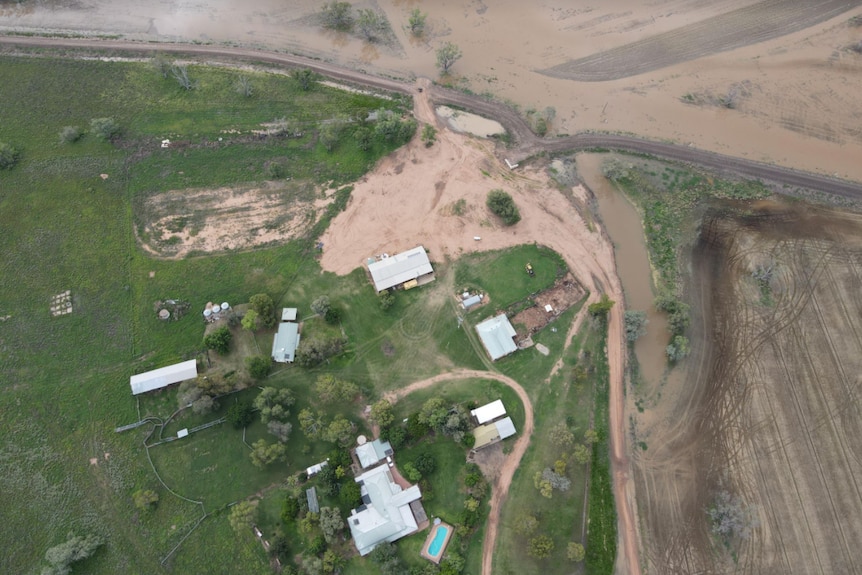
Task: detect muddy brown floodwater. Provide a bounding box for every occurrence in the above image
[578,153,670,386]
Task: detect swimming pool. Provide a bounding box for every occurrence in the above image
[428,525,449,558]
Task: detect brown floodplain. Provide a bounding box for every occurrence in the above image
[632,201,862,574]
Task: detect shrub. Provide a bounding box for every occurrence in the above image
[59,126,83,144]
[282,496,300,524]
[324,306,342,324]
[588,293,615,319]
[132,488,159,511]
[486,189,521,225]
[378,290,396,311]
[249,293,277,328]
[89,117,120,141]
[245,354,272,379]
[624,310,648,341]
[204,325,232,354]
[666,335,691,362]
[226,401,255,429]
[311,295,331,316]
[0,141,21,170]
[319,1,353,31]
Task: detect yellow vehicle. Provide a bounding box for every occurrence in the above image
[525,262,534,276]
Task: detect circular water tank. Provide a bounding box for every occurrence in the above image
[203,309,212,318]
[158,309,170,320]
[221,302,230,311]
[356,435,367,446]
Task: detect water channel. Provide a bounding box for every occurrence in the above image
[576,153,670,387]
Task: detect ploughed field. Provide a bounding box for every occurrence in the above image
[632,202,862,574]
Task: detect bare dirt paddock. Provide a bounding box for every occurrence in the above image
[632,202,862,574]
[136,180,325,258]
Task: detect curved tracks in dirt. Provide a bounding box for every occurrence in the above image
[5,35,862,575]
[383,369,534,575]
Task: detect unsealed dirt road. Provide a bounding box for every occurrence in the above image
[2,35,862,200]
[383,369,534,575]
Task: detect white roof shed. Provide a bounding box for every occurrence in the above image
[367,246,433,292]
[130,359,198,395]
[475,314,518,361]
[471,399,507,424]
[272,322,301,363]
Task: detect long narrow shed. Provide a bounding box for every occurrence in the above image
[130,359,198,395]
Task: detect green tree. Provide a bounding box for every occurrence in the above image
[227,401,255,429]
[624,310,648,341]
[436,41,462,74]
[339,480,362,508]
[356,8,386,41]
[132,489,159,511]
[374,108,416,143]
[90,117,120,141]
[418,396,448,429]
[323,416,354,446]
[378,290,396,310]
[572,443,591,465]
[549,422,575,448]
[299,408,327,439]
[314,374,359,403]
[311,295,331,316]
[408,8,427,36]
[567,541,585,562]
[295,336,346,367]
[59,126,83,144]
[42,533,103,575]
[354,126,372,150]
[369,399,395,428]
[486,189,521,225]
[245,354,272,380]
[319,1,353,31]
[402,462,422,482]
[250,439,287,468]
[0,141,20,170]
[228,500,258,534]
[254,387,295,423]
[241,309,259,331]
[281,495,300,524]
[292,68,316,91]
[250,293,277,328]
[588,293,615,319]
[319,122,339,152]
[319,506,345,545]
[529,534,555,558]
[267,420,293,443]
[204,325,232,354]
[514,513,539,536]
[322,549,344,574]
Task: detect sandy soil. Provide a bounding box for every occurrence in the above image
[2,1,862,181]
[631,203,862,574]
[138,181,326,258]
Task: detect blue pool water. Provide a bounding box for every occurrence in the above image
[428,525,449,557]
